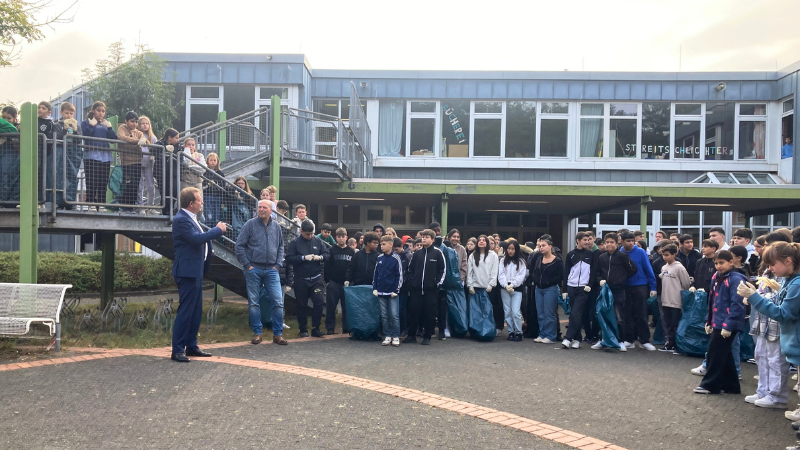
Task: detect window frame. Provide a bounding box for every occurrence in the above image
[406,100,440,157]
[735,103,768,161]
[671,102,705,161]
[469,100,506,158]
[608,103,641,159]
[537,101,571,159]
[185,85,224,131]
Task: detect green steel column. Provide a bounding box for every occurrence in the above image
[19,103,38,284]
[100,233,115,309]
[215,283,224,303]
[270,95,281,193]
[217,111,227,162]
[640,196,653,235]
[440,194,449,235]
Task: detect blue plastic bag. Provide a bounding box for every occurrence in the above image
[676,290,710,356]
[446,289,468,337]
[647,295,665,345]
[740,331,755,361]
[468,289,496,341]
[559,294,571,315]
[440,244,464,291]
[595,285,622,349]
[344,285,381,340]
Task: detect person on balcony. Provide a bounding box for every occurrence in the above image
[81,101,117,212]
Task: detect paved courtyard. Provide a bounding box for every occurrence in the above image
[0,334,793,449]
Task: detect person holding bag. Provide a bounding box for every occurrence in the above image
[498,240,528,342]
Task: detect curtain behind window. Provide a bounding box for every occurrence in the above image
[580,104,604,157]
[379,100,404,156]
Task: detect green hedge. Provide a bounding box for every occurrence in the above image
[0,252,175,293]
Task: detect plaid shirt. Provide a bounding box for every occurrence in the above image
[750,274,783,341]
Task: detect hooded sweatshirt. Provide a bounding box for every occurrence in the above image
[346,248,379,286]
[325,244,354,284]
[660,260,691,308]
[621,245,657,290]
[468,251,499,289]
[498,256,528,290]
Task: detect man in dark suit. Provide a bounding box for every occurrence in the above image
[171,187,226,362]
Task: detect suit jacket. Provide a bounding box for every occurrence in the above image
[172,209,223,278]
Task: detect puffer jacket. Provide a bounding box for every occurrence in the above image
[707,269,748,332]
[498,257,528,291]
[747,274,800,365]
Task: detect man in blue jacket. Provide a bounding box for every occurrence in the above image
[171,187,225,362]
[620,231,658,351]
[235,200,286,346]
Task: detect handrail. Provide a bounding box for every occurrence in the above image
[178,121,214,138]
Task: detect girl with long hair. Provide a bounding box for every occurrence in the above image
[137,116,157,213]
[498,240,528,341]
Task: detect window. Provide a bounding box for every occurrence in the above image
[640,103,671,160]
[390,206,406,225]
[539,102,569,157]
[609,103,638,158]
[342,205,360,224]
[579,104,604,157]
[378,100,405,157]
[471,101,504,157]
[366,209,384,222]
[782,98,794,160]
[409,207,426,224]
[259,87,288,100]
[320,205,339,224]
[705,103,735,161]
[673,103,703,159]
[737,104,766,160]
[441,101,469,157]
[505,101,536,158]
[186,85,223,130]
[406,101,439,157]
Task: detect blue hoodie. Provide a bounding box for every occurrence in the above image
[621,245,657,290]
[748,274,800,365]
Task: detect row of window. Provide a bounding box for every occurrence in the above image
[370,98,794,161]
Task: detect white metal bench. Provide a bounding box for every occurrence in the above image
[0,283,72,352]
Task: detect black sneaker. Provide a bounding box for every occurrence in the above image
[658,345,675,352]
[438,330,446,340]
[421,338,431,345]
[792,421,800,431]
[402,335,416,344]
[515,333,523,342]
[311,328,325,338]
[326,329,337,335]
[299,331,309,338]
[507,333,514,341]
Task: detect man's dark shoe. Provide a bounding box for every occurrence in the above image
[311,328,325,338]
[299,331,309,338]
[186,349,212,357]
[421,338,431,345]
[792,421,800,431]
[402,335,416,344]
[342,328,352,334]
[438,330,446,340]
[399,330,408,339]
[171,352,190,363]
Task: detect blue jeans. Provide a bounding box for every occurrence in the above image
[535,285,560,340]
[378,295,400,338]
[500,289,523,333]
[702,332,742,376]
[244,266,284,336]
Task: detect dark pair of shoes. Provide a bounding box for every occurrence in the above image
[514,333,523,342]
[659,344,676,352]
[311,328,325,338]
[507,333,515,341]
[438,330,446,340]
[299,331,309,338]
[421,338,431,345]
[326,329,338,335]
[172,349,212,362]
[402,335,416,344]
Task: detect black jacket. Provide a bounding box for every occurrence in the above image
[651,256,667,294]
[596,249,637,289]
[286,235,330,281]
[676,249,701,278]
[398,248,412,292]
[564,248,596,288]
[346,249,379,286]
[530,255,564,289]
[408,245,446,294]
[693,256,716,293]
[325,244,354,284]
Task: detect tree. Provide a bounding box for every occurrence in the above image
[0,0,76,67]
[83,42,179,136]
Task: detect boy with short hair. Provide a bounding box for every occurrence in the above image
[594,232,637,350]
[709,227,729,251]
[346,231,379,287]
[373,235,404,347]
[405,229,446,345]
[563,231,596,349]
[733,228,758,269]
[317,223,336,247]
[347,237,357,251]
[692,239,720,293]
[620,231,658,350]
[325,227,354,334]
[394,236,413,337]
[52,102,82,208]
[659,244,691,352]
[292,203,315,233]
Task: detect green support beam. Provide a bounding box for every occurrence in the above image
[440,194,449,235]
[270,95,281,194]
[100,233,115,309]
[640,196,653,236]
[215,283,224,303]
[19,103,38,284]
[217,111,227,162]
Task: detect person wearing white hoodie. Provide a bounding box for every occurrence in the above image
[498,240,529,341]
[468,235,500,316]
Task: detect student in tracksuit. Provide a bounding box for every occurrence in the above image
[373,235,404,347]
[286,220,330,338]
[594,232,637,350]
[325,227,354,334]
[404,229,446,345]
[620,231,658,350]
[563,232,597,349]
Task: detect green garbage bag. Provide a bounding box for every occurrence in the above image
[559,294,571,315]
[595,285,622,349]
[647,295,665,345]
[440,244,463,291]
[344,285,380,340]
[446,289,468,337]
[468,289,496,342]
[676,290,710,356]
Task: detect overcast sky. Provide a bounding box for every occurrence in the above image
[3,0,800,104]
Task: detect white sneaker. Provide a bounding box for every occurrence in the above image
[591,341,603,350]
[794,373,798,381]
[444,328,451,338]
[382,336,392,346]
[642,343,657,351]
[391,337,400,347]
[786,407,800,421]
[623,341,634,349]
[496,329,503,336]
[283,323,291,329]
[755,397,788,409]
[744,394,761,404]
[571,340,580,349]
[539,338,554,344]
[533,337,543,343]
[618,344,627,352]
[562,339,571,348]
[691,365,707,376]
[98,206,107,212]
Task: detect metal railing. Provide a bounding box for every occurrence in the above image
[349,81,372,160]
[184,107,271,162]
